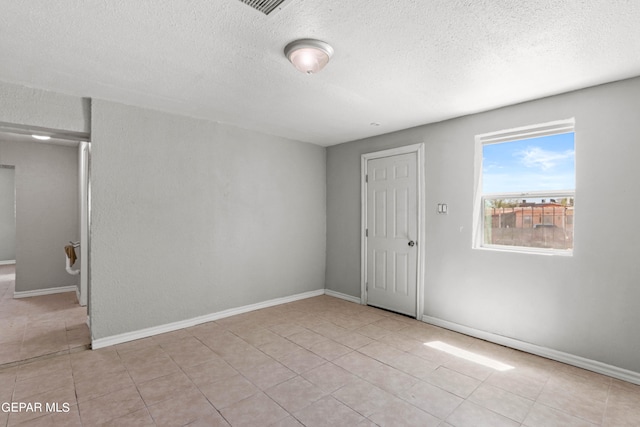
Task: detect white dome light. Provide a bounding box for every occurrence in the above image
[284,39,334,75]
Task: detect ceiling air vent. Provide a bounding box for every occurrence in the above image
[239,0,292,15]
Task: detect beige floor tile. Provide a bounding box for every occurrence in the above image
[11,405,82,427]
[182,357,238,386]
[377,333,423,352]
[233,326,281,347]
[332,331,374,349]
[259,337,304,358]
[468,383,533,422]
[0,411,9,427]
[186,322,226,340]
[0,341,22,365]
[409,343,455,365]
[268,322,307,338]
[6,405,52,426]
[74,370,134,403]
[287,330,329,350]
[307,322,350,339]
[0,367,16,401]
[268,415,304,426]
[241,359,296,390]
[362,364,418,394]
[223,346,273,372]
[137,371,199,406]
[199,374,259,409]
[372,317,409,332]
[186,411,231,427]
[330,315,370,331]
[523,402,598,427]
[119,344,168,367]
[71,356,127,384]
[78,385,145,426]
[332,351,382,377]
[203,333,252,359]
[51,405,83,427]
[603,398,640,426]
[66,324,90,349]
[266,376,327,413]
[220,392,290,427]
[13,370,75,400]
[398,380,463,419]
[354,324,391,340]
[0,273,90,367]
[127,355,181,383]
[302,362,358,393]
[114,337,156,354]
[368,398,441,427]
[444,357,495,381]
[17,355,72,381]
[425,366,481,398]
[3,293,639,426]
[332,378,402,417]
[161,336,217,368]
[276,347,326,374]
[484,369,548,400]
[357,341,405,365]
[446,401,520,427]
[386,352,439,380]
[150,328,192,344]
[536,385,606,424]
[102,408,155,426]
[308,339,351,361]
[293,395,366,427]
[147,387,216,427]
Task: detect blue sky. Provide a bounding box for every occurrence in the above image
[483,132,575,194]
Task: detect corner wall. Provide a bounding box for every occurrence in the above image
[90,100,326,340]
[326,76,640,375]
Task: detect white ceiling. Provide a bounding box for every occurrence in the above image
[1,0,640,146]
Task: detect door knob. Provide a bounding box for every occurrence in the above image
[408,240,415,247]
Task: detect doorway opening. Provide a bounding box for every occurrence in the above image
[0,126,91,367]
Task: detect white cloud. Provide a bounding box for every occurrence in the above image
[516,146,574,171]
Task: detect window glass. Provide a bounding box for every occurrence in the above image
[478,128,575,253]
[483,133,575,194]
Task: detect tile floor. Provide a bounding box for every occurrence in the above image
[0,265,90,367]
[1,293,639,426]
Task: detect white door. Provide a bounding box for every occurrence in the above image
[366,152,418,317]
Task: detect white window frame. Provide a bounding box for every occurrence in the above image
[473,118,575,256]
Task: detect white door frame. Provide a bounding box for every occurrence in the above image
[78,141,91,308]
[361,143,425,320]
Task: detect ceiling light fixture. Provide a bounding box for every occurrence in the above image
[32,135,51,141]
[284,39,334,75]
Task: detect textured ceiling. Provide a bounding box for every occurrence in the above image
[1,1,640,146]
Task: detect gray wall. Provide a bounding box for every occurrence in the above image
[0,81,90,134]
[0,139,79,291]
[90,100,326,340]
[0,166,16,261]
[326,76,640,374]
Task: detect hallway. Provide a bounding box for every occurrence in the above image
[0,265,90,367]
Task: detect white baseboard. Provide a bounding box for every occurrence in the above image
[422,315,640,386]
[324,289,361,304]
[14,285,77,299]
[0,260,16,265]
[92,289,325,350]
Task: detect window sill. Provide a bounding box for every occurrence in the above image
[474,244,573,257]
